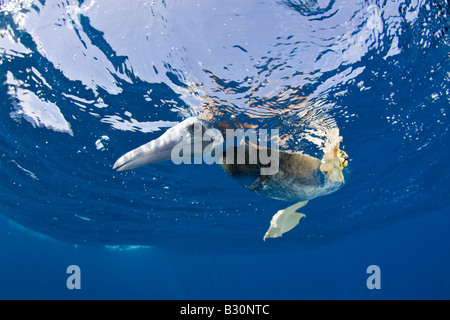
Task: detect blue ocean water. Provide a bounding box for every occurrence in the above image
[1,0,449,300]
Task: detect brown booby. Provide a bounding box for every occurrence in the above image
[113,115,349,240]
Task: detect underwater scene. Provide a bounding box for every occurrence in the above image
[1,0,449,300]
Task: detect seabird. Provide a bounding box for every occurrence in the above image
[113,115,349,240]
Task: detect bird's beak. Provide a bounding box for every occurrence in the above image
[113,117,220,171]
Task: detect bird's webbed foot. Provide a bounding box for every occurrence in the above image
[319,143,348,183]
[263,201,308,241]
